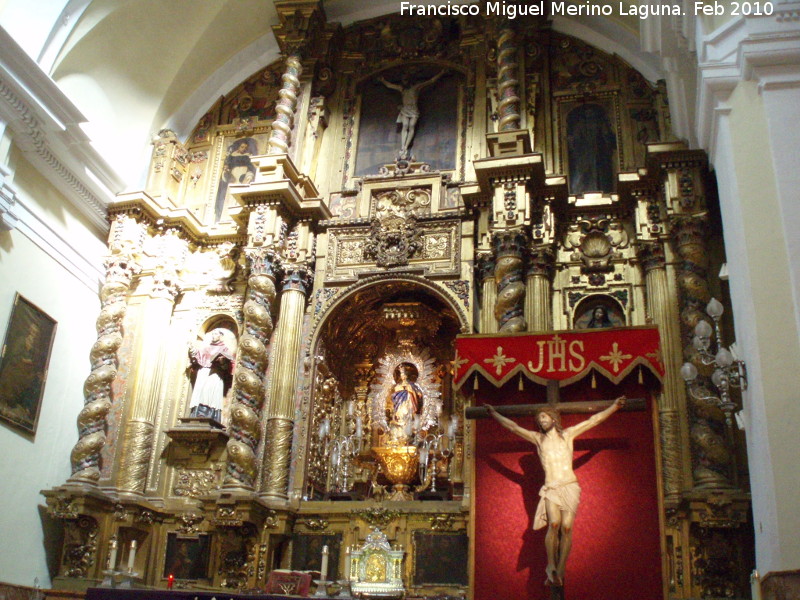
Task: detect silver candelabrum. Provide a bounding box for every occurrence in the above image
[680,297,748,430]
[416,415,458,493]
[319,404,366,494]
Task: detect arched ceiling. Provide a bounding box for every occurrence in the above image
[1,0,664,188]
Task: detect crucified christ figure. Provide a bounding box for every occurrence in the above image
[378,70,444,158]
[485,396,626,587]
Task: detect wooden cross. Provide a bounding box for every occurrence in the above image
[464,381,646,420]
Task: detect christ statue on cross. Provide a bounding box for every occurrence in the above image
[485,395,626,587]
[378,70,445,159]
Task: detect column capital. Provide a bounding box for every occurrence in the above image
[526,244,555,278]
[638,240,667,273]
[282,264,313,294]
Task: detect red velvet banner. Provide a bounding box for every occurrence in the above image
[473,376,664,600]
[453,326,664,389]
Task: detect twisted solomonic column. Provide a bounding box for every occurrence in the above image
[670,216,733,490]
[70,215,144,483]
[496,23,521,132]
[493,231,527,332]
[223,248,282,489]
[267,53,303,155]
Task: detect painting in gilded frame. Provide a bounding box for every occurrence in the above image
[163,533,212,581]
[0,294,57,434]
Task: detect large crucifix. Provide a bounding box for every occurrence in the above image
[466,381,645,598]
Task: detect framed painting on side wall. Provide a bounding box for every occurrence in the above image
[0,294,57,435]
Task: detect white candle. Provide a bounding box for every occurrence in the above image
[127,540,137,573]
[344,546,351,580]
[108,539,117,571]
[355,416,363,438]
[348,401,355,416]
[751,570,762,600]
[320,545,329,582]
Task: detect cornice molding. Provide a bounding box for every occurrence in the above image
[0,27,123,232]
[696,6,800,159]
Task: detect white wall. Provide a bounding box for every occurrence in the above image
[0,145,104,587]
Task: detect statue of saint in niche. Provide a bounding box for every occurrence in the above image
[188,328,236,423]
[387,362,423,445]
[378,70,444,159]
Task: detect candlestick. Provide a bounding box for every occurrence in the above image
[127,540,137,573]
[108,538,118,571]
[320,544,329,582]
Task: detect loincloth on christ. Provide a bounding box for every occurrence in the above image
[397,105,419,123]
[533,479,581,530]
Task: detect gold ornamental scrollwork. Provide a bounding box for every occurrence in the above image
[177,512,204,535]
[427,513,457,531]
[299,518,329,532]
[352,507,401,528]
[263,509,278,530]
[48,497,78,520]
[63,515,99,578]
[173,467,220,498]
[214,507,244,527]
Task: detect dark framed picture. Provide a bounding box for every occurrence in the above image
[0,294,57,434]
[291,533,342,580]
[412,531,468,586]
[163,533,212,580]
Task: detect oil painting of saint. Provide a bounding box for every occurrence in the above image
[214,137,258,222]
[0,294,57,434]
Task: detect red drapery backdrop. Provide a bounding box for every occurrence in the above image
[459,328,664,600]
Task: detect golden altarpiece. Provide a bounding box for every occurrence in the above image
[42,3,754,599]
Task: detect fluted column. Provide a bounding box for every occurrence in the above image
[496,22,521,131]
[493,231,527,332]
[117,275,180,494]
[525,245,554,332]
[670,216,733,490]
[267,53,303,155]
[223,248,282,490]
[260,265,312,501]
[69,215,144,484]
[476,252,497,334]
[639,241,686,504]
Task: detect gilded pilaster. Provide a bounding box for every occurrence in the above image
[69,215,144,484]
[223,248,282,490]
[493,231,527,332]
[117,229,185,494]
[639,240,686,503]
[475,252,497,334]
[261,264,313,501]
[525,245,554,332]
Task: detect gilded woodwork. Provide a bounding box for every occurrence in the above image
[70,215,145,483]
[224,249,280,489]
[44,9,752,599]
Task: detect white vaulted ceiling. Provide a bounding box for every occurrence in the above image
[0,0,665,188]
